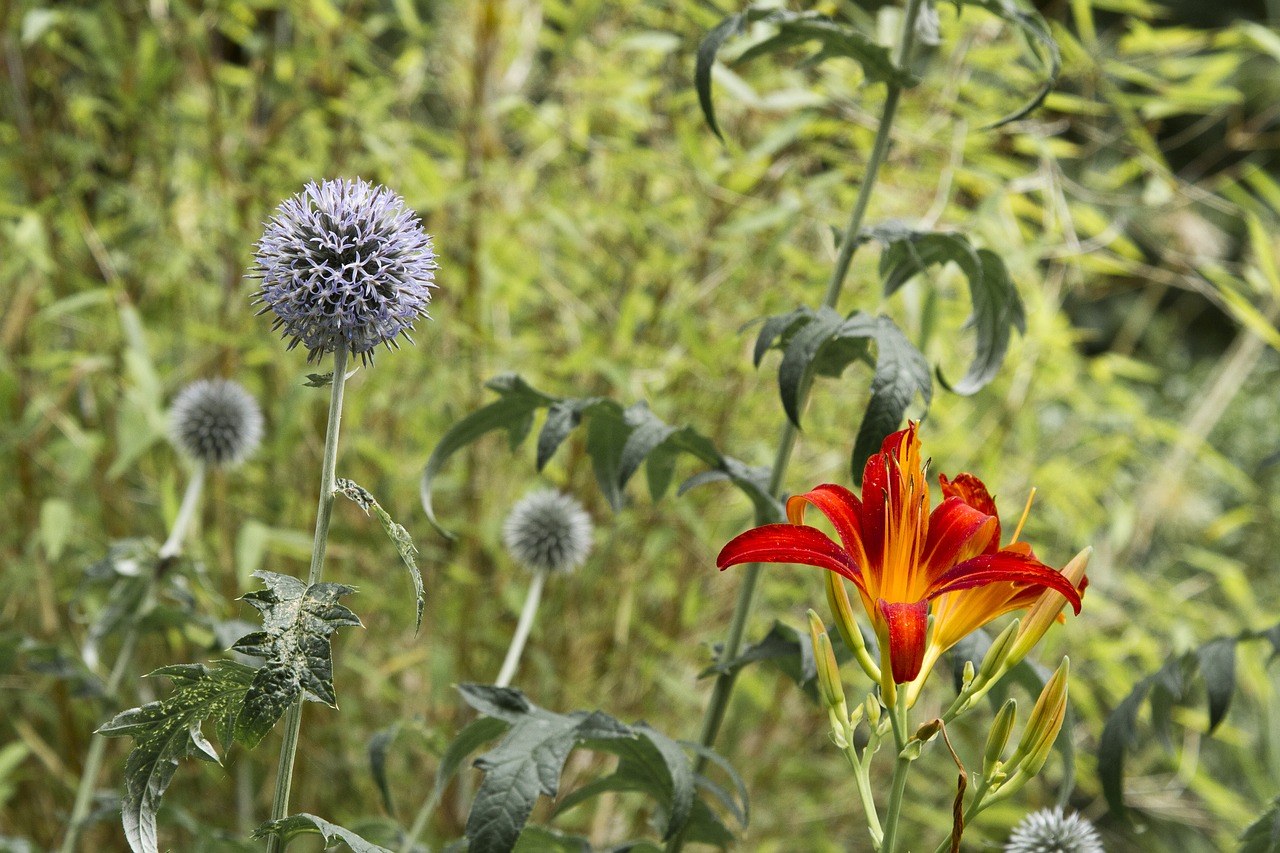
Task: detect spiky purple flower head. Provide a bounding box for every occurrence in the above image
[251,178,438,365]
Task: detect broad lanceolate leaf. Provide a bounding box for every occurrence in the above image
[420,374,783,534]
[862,224,1025,396]
[253,813,393,853]
[754,306,931,484]
[695,8,917,140]
[335,478,424,633]
[232,571,361,748]
[454,685,741,853]
[956,0,1061,127]
[98,661,257,853]
[420,373,557,537]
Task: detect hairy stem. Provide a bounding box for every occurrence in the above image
[265,343,349,853]
[495,569,547,688]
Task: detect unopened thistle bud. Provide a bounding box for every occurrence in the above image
[252,178,438,365]
[1005,807,1103,853]
[502,490,593,574]
[168,379,263,467]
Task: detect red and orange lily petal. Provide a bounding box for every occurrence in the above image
[716,424,1084,689]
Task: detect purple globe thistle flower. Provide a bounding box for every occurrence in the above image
[169,379,264,467]
[251,178,438,365]
[502,490,594,574]
[1005,808,1104,853]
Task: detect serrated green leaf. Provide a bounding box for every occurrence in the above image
[777,306,845,428]
[231,572,361,747]
[253,813,393,852]
[1197,637,1237,733]
[1239,798,1280,853]
[842,314,932,480]
[304,372,334,387]
[958,0,1061,127]
[98,661,257,853]
[420,373,559,538]
[335,478,424,633]
[864,226,1024,396]
[699,621,820,702]
[458,685,635,853]
[585,404,633,512]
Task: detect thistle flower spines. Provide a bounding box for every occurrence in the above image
[502,490,594,575]
[1005,807,1103,853]
[252,178,438,365]
[169,379,264,467]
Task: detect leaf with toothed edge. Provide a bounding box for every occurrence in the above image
[335,478,424,632]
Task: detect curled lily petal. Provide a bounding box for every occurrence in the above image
[717,524,867,590]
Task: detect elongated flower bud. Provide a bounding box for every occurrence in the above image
[168,379,263,468]
[1006,657,1070,775]
[252,178,438,365]
[502,490,593,574]
[1008,548,1091,665]
[825,572,880,683]
[984,698,1017,777]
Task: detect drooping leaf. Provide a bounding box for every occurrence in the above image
[420,373,558,537]
[777,306,845,428]
[862,225,1025,396]
[253,813,393,853]
[1239,798,1280,853]
[699,621,823,702]
[232,571,361,748]
[957,0,1061,127]
[335,478,424,632]
[367,723,401,816]
[537,398,602,470]
[1197,637,1237,734]
[694,10,756,140]
[684,740,751,829]
[98,661,258,853]
[586,403,635,512]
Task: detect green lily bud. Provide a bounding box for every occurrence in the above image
[983,698,1017,777]
[1006,657,1069,773]
[961,659,976,691]
[825,573,880,683]
[978,618,1020,684]
[1008,548,1090,666]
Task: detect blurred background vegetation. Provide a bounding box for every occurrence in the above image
[2,0,1279,851]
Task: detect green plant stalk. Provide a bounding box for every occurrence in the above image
[495,568,548,688]
[61,464,208,853]
[847,736,884,847]
[265,343,349,853]
[676,0,926,811]
[879,700,913,853]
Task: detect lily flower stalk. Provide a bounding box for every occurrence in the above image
[717,424,1085,701]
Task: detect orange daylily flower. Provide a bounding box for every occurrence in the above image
[716,424,1084,687]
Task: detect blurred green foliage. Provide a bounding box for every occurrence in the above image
[2,1,1278,851]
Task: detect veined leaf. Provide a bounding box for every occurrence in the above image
[253,813,392,853]
[695,8,916,140]
[420,373,558,538]
[455,685,741,853]
[98,661,257,853]
[420,374,784,531]
[335,478,424,633]
[863,224,1025,396]
[232,571,361,748]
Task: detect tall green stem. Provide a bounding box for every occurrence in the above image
[495,569,547,688]
[61,465,208,853]
[879,701,913,853]
[669,6,924,851]
[264,343,349,853]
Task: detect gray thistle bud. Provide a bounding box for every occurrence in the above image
[251,178,438,365]
[502,490,594,574]
[1005,808,1104,853]
[169,379,263,467]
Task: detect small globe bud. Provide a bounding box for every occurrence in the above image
[502,490,593,575]
[168,379,263,467]
[252,178,438,365]
[1005,808,1104,853]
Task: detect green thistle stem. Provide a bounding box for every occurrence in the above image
[495,569,547,688]
[265,343,349,853]
[61,465,208,853]
[670,6,925,852]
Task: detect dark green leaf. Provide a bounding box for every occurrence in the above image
[367,723,401,816]
[98,661,257,853]
[777,306,844,428]
[1197,638,1237,733]
[695,11,754,140]
[735,12,916,89]
[537,400,596,470]
[304,372,334,387]
[751,308,811,368]
[459,687,633,853]
[1098,676,1153,816]
[619,404,679,490]
[683,741,750,829]
[585,404,633,511]
[959,0,1061,127]
[253,813,393,852]
[1239,797,1280,853]
[699,621,820,702]
[841,314,932,480]
[420,373,558,538]
[232,572,361,747]
[335,479,424,633]
[512,826,592,853]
